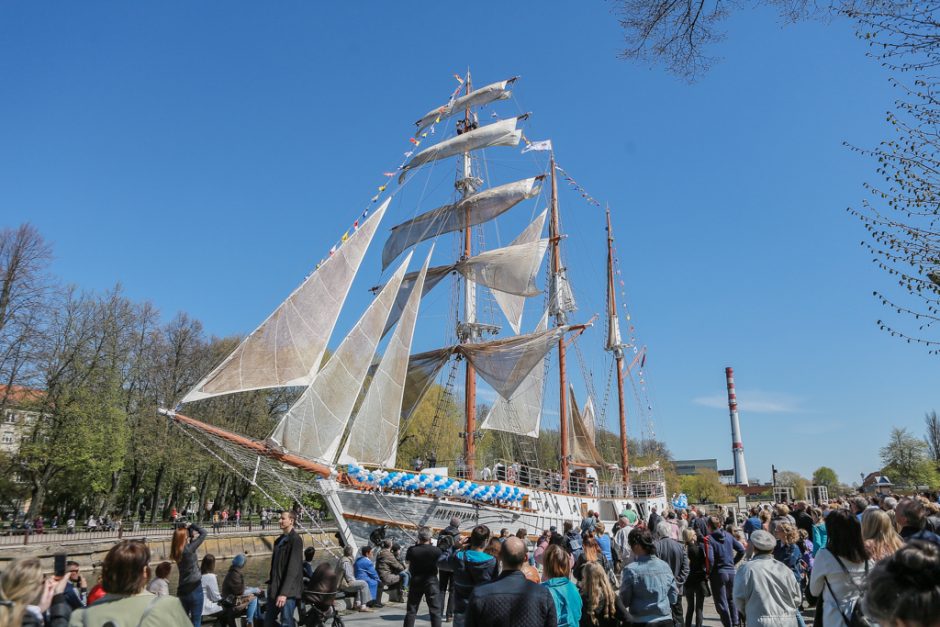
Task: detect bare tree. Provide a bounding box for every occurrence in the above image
[926,410,940,463]
[611,0,849,81]
[0,224,52,405]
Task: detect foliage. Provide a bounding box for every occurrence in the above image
[880,426,940,489]
[812,466,839,487]
[679,468,733,504]
[776,470,810,500]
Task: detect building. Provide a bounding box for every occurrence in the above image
[0,385,43,456]
[673,458,719,476]
[861,472,893,495]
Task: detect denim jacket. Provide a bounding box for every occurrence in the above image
[619,555,678,623]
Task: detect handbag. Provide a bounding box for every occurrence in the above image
[823,556,871,627]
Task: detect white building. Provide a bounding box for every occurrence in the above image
[0,386,43,456]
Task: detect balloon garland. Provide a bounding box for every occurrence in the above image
[345,465,525,505]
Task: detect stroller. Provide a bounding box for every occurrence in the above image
[301,558,347,627]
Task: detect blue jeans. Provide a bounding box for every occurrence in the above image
[264,597,297,627]
[179,586,204,627]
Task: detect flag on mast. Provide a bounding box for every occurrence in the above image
[522,139,553,153]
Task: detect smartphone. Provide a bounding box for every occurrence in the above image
[54,553,67,578]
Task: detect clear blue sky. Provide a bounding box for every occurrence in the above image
[2,2,936,486]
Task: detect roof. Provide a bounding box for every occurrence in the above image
[0,385,45,407]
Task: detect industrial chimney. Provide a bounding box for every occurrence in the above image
[725,366,749,486]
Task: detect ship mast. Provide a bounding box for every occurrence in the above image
[606,208,630,485]
[460,71,478,479]
[549,154,570,484]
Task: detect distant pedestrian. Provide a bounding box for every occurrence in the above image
[682,529,708,627]
[212,512,220,534]
[405,526,443,627]
[654,521,690,626]
[265,511,304,626]
[437,517,461,622]
[466,537,558,627]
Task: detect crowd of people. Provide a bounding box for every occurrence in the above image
[1,493,939,627]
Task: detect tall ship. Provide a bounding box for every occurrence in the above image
[161,73,668,548]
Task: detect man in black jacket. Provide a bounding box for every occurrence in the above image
[266,510,304,627]
[464,537,557,627]
[437,517,461,622]
[405,526,443,627]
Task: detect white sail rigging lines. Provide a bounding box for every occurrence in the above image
[479,310,550,438]
[414,77,518,136]
[270,252,414,464]
[381,176,544,270]
[180,199,391,405]
[398,116,528,183]
[378,210,549,336]
[340,248,434,468]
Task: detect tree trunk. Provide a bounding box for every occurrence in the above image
[149,463,165,523]
[100,468,123,517]
[26,464,54,519]
[213,475,228,512]
[196,469,211,522]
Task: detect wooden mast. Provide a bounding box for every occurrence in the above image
[549,154,570,484]
[461,71,477,479]
[607,207,630,485]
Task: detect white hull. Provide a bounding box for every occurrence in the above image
[331,484,668,547]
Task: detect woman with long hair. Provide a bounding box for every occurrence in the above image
[578,562,626,627]
[861,508,903,562]
[542,544,583,627]
[681,529,708,627]
[809,508,873,627]
[69,540,190,626]
[170,522,208,626]
[574,531,610,581]
[200,554,223,619]
[0,558,71,627]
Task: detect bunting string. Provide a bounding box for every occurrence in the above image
[553,164,603,208]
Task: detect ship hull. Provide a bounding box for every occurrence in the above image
[334,485,668,546]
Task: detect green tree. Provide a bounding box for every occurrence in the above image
[812,466,839,487]
[880,427,940,489]
[679,469,732,504]
[776,470,810,501]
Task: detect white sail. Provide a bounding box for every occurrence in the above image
[340,250,432,467]
[479,311,549,437]
[582,395,596,443]
[381,265,452,336]
[271,253,412,463]
[382,176,542,269]
[606,314,622,352]
[399,117,524,183]
[181,199,389,404]
[400,347,455,423]
[482,210,548,333]
[458,325,568,400]
[549,267,577,321]
[569,384,605,467]
[414,78,517,135]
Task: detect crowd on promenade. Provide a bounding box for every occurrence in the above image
[2,493,939,627]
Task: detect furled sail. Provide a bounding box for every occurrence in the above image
[414,77,517,135]
[458,325,568,400]
[400,347,455,423]
[381,211,547,335]
[382,176,542,269]
[271,252,412,463]
[181,200,390,404]
[549,267,577,321]
[340,250,431,467]
[479,311,549,437]
[484,210,548,334]
[399,116,525,183]
[381,265,452,336]
[606,312,622,352]
[569,385,605,467]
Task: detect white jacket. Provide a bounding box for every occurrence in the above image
[809,548,872,627]
[732,554,801,627]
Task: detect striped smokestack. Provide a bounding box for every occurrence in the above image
[725,366,749,486]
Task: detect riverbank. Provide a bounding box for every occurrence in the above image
[0,527,341,574]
